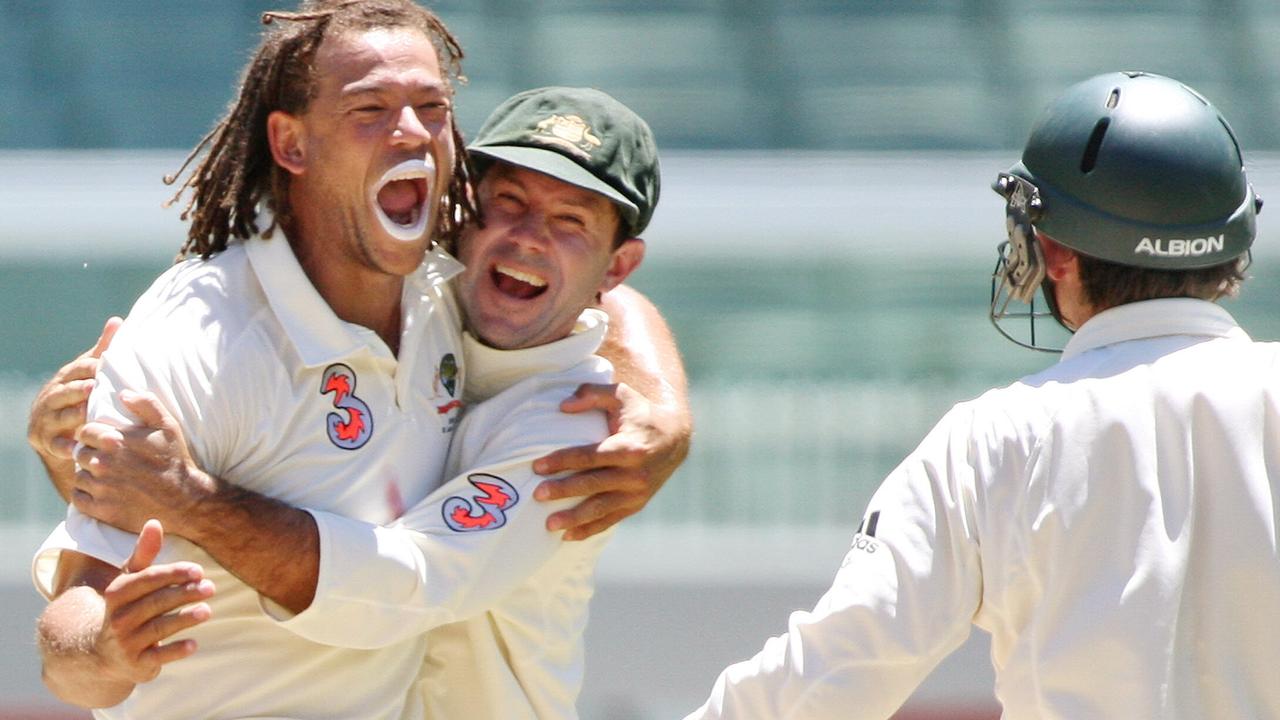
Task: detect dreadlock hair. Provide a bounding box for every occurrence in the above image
[164,0,477,260]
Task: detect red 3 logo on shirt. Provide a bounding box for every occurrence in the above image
[442,473,519,532]
[320,363,373,450]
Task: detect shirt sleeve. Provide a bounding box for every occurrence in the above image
[31,511,140,599]
[686,404,985,719]
[266,392,607,649]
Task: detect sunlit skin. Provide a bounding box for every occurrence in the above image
[266,27,456,349]
[1038,231,1096,330]
[455,163,645,350]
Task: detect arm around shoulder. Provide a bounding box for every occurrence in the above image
[599,283,689,419]
[531,285,692,538]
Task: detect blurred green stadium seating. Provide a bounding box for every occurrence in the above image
[4,0,1280,150]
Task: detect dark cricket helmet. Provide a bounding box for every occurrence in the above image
[990,71,1262,351]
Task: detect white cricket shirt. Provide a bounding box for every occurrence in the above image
[283,308,615,719]
[689,298,1280,720]
[33,234,467,720]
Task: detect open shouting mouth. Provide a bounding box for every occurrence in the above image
[371,158,435,241]
[492,264,547,300]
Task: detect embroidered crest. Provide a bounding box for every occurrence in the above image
[442,473,519,532]
[434,353,463,432]
[320,363,373,450]
[439,353,459,397]
[532,114,602,160]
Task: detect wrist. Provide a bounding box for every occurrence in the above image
[172,468,230,542]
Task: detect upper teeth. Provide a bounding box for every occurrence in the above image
[371,158,435,241]
[497,265,547,287]
[381,165,428,185]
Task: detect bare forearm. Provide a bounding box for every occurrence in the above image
[600,284,690,417]
[38,587,134,708]
[180,481,319,614]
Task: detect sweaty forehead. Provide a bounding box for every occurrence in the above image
[313,27,446,95]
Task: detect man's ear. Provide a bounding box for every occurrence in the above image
[267,110,307,176]
[600,238,645,294]
[1038,232,1079,283]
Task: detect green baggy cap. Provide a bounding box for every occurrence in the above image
[467,86,660,236]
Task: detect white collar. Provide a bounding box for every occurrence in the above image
[462,308,608,403]
[1061,298,1249,361]
[243,232,462,368]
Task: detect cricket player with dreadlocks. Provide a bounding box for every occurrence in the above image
[28,2,689,718]
[686,72,1280,719]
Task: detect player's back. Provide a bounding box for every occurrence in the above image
[974,299,1280,719]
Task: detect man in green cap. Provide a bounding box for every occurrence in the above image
[42,84,663,719]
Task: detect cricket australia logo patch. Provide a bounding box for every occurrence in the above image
[434,352,463,434]
[443,473,519,532]
[320,363,373,450]
[532,114,602,160]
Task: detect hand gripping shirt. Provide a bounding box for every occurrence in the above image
[276,307,615,719]
[688,298,1280,720]
[32,235,466,720]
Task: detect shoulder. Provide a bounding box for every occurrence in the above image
[95,244,287,423]
[126,243,262,330]
[914,376,1064,475]
[111,243,280,364]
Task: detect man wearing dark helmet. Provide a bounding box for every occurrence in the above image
[687,72,1280,720]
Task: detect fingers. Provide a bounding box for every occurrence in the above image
[533,443,598,476]
[103,562,205,610]
[109,582,214,650]
[123,520,165,573]
[40,375,97,411]
[545,490,641,538]
[535,466,648,502]
[73,422,126,477]
[27,375,97,457]
[534,434,648,477]
[90,316,123,359]
[119,390,169,429]
[102,572,213,682]
[141,637,200,669]
[49,353,102,386]
[559,383,622,414]
[561,508,634,542]
[27,317,121,460]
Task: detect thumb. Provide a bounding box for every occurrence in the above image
[123,519,164,573]
[120,390,169,429]
[90,316,124,359]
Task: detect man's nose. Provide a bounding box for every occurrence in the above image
[391,106,431,147]
[509,213,551,252]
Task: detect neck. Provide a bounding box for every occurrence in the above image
[288,232,406,355]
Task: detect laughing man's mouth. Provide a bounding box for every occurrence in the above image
[371,158,435,242]
[492,264,547,299]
